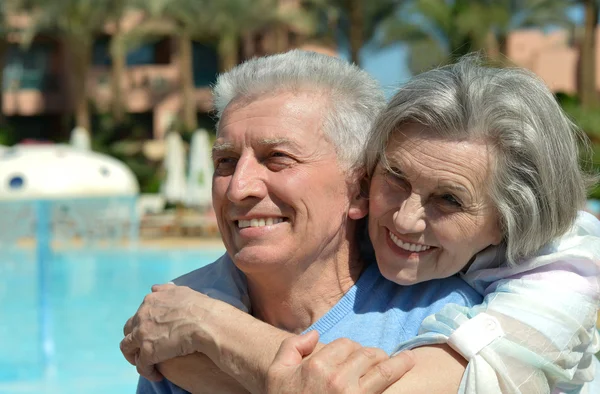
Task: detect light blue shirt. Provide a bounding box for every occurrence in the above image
[137,261,482,393]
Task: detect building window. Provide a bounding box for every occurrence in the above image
[93,36,171,66]
[3,43,54,91]
[192,43,218,87]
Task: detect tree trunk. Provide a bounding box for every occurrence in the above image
[70,37,92,132]
[347,0,363,66]
[110,16,126,124]
[0,39,7,125]
[273,24,288,53]
[580,0,598,109]
[179,32,197,132]
[218,29,238,72]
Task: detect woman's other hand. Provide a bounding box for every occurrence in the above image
[120,283,216,381]
[266,331,415,394]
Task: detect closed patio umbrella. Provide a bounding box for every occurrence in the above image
[185,129,213,208]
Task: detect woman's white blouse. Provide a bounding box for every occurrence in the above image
[395,211,600,393]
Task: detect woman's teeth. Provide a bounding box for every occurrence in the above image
[389,232,431,252]
[238,218,284,228]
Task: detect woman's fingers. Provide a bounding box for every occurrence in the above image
[119,333,138,366]
[359,350,416,394]
[308,337,362,367]
[272,331,321,368]
[339,346,389,376]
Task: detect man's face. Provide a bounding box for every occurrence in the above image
[212,91,365,275]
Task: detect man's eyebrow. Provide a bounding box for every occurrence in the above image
[213,138,302,151]
[258,138,301,149]
[212,142,235,152]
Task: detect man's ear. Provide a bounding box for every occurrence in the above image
[349,175,370,220]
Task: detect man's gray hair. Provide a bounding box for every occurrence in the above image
[366,54,596,264]
[212,50,386,171]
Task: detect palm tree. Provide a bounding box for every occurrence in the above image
[130,0,309,131]
[305,0,401,67]
[0,1,26,125]
[380,0,510,73]
[107,2,130,125]
[23,0,124,134]
[209,0,316,72]
[379,0,571,74]
[0,3,10,125]
[127,0,215,132]
[487,0,572,60]
[580,0,598,108]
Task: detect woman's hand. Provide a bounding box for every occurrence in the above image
[120,283,216,381]
[266,331,416,394]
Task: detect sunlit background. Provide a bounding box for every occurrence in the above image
[0,0,599,393]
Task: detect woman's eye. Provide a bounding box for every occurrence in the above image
[384,169,409,189]
[441,194,462,207]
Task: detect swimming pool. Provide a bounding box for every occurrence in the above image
[0,247,225,394]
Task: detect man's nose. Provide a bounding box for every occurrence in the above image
[392,194,426,234]
[226,156,267,202]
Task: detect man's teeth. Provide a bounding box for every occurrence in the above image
[389,232,431,252]
[238,218,284,228]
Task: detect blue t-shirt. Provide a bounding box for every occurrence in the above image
[137,256,482,394]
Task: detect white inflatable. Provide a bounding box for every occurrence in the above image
[0,144,139,200]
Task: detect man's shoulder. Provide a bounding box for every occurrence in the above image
[172,253,250,312]
[173,253,231,289]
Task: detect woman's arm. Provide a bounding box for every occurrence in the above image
[122,284,463,394]
[265,334,463,394]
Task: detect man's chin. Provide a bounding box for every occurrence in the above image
[231,246,289,274]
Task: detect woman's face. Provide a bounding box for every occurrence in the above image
[368,124,502,285]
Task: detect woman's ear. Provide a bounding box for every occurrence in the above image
[349,175,370,220]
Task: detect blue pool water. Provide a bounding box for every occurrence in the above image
[0,247,224,394]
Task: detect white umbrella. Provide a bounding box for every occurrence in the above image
[69,127,91,151]
[161,132,187,204]
[185,129,213,208]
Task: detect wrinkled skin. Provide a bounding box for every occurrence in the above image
[266,331,415,394]
[120,283,216,381]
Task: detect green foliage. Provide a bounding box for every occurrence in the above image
[92,113,164,194]
[380,0,573,74]
[556,93,600,199]
[305,0,402,44]
[0,123,18,146]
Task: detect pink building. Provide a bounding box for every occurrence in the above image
[506,28,600,94]
[1,3,329,140]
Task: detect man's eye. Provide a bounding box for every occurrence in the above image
[266,152,294,171]
[214,157,237,174]
[270,151,291,159]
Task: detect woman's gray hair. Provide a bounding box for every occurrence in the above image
[366,54,596,264]
[212,50,386,171]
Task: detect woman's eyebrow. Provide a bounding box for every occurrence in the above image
[437,182,469,195]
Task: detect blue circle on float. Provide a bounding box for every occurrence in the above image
[100,166,110,177]
[8,175,25,189]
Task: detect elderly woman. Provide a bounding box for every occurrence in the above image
[123,54,600,393]
[266,55,600,393]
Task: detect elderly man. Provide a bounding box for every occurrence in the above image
[122,50,481,394]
